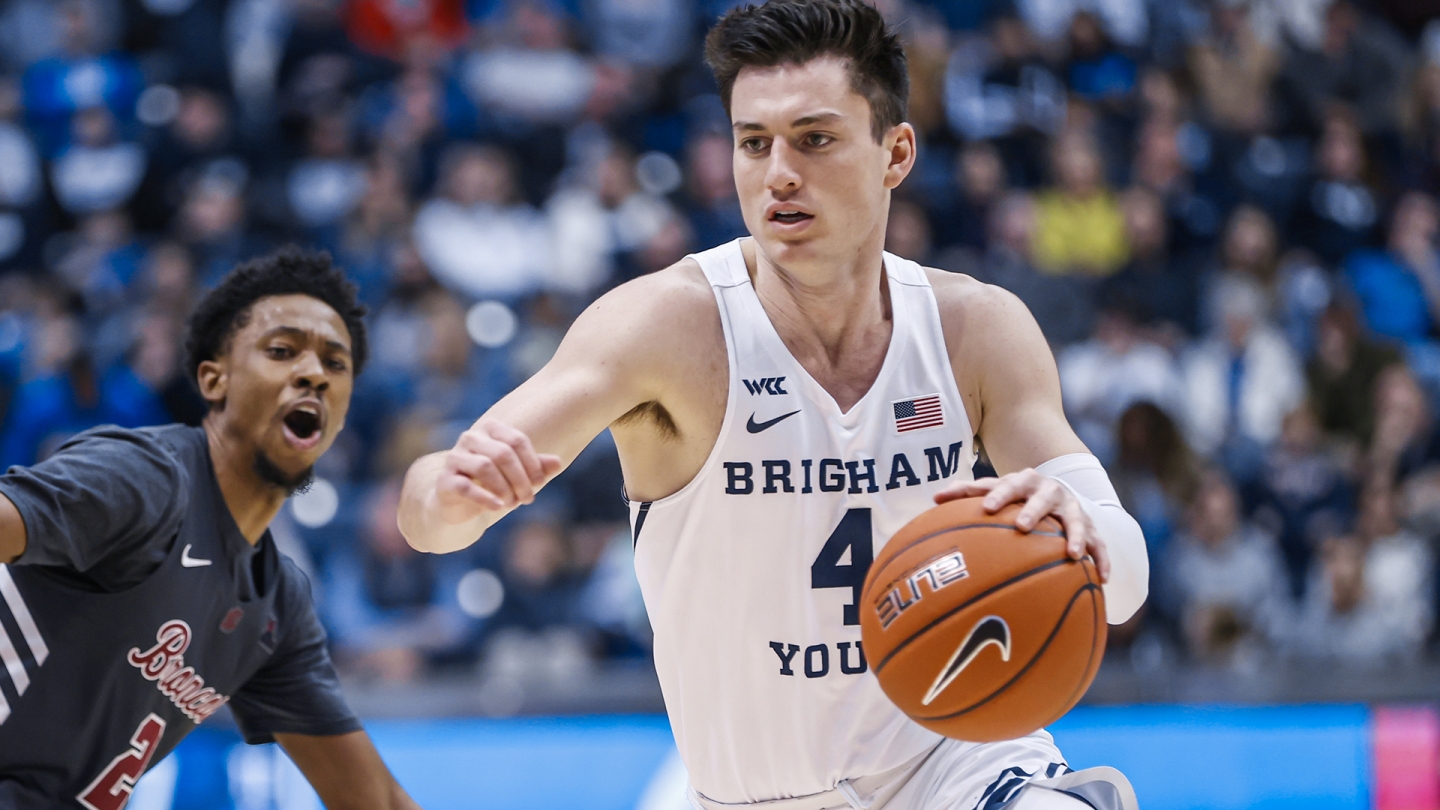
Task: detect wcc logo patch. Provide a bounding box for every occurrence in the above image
[743,377,788,396]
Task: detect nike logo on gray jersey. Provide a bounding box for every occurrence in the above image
[746,410,801,434]
[180,545,213,568]
[923,615,1011,705]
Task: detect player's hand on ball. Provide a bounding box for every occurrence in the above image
[935,470,1110,583]
[434,419,562,521]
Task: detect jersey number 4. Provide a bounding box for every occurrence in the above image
[77,713,167,810]
[811,508,874,626]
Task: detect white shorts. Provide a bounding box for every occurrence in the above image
[688,732,1138,810]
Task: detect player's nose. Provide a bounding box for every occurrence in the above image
[764,140,802,192]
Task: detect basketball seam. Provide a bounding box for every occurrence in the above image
[872,557,1072,674]
[1040,561,1105,730]
[913,582,1103,722]
[866,522,1066,595]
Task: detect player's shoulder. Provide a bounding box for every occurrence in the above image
[48,423,195,481]
[921,266,1038,349]
[567,257,721,355]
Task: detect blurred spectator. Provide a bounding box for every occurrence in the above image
[286,105,368,233]
[0,312,167,467]
[1355,482,1434,646]
[51,107,147,217]
[490,510,588,634]
[1273,1,1408,136]
[1188,0,1279,136]
[176,163,269,287]
[1111,401,1200,569]
[412,143,552,301]
[1287,530,1427,663]
[1307,301,1403,447]
[946,15,1066,187]
[324,478,473,682]
[1207,206,1281,319]
[20,0,143,155]
[586,0,695,68]
[1343,192,1440,392]
[1253,404,1354,597]
[1059,307,1185,464]
[928,140,1006,255]
[683,132,746,250]
[1031,130,1128,276]
[1162,468,1289,663]
[1064,12,1137,106]
[1015,0,1147,48]
[346,0,469,62]
[1099,186,1202,340]
[1293,107,1379,266]
[461,1,599,126]
[1369,365,1440,483]
[0,77,42,269]
[1182,275,1306,467]
[548,144,683,292]
[964,191,1096,345]
[884,200,933,266]
[333,153,416,307]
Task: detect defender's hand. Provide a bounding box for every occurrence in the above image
[935,470,1110,582]
[433,420,562,521]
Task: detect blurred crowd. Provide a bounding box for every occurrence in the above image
[2,0,1440,685]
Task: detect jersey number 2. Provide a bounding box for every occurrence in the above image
[811,508,874,626]
[77,713,167,810]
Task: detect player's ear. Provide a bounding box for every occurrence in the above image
[196,358,227,408]
[882,122,916,190]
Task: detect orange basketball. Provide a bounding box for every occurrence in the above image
[859,497,1106,742]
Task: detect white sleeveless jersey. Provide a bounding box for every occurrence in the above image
[629,240,980,803]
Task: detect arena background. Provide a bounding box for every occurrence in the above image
[2,0,1440,806]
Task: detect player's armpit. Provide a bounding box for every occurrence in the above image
[0,492,25,563]
[275,730,421,810]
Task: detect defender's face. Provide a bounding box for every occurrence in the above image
[729,56,912,269]
[203,294,354,483]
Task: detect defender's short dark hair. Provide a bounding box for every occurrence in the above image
[704,0,908,142]
[185,247,368,385]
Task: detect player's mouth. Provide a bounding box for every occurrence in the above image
[767,205,815,230]
[280,399,326,452]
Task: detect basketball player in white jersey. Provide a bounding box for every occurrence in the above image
[399,1,1148,807]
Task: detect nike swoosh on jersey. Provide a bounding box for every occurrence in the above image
[180,545,213,568]
[922,615,1011,706]
[746,410,801,434]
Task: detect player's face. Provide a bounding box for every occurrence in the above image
[729,56,914,271]
[204,294,354,490]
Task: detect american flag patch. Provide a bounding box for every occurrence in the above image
[893,394,944,433]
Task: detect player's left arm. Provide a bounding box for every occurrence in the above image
[933,279,1148,623]
[275,730,420,810]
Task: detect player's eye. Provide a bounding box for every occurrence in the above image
[325,359,348,373]
[740,137,768,154]
[266,345,294,360]
[803,133,834,148]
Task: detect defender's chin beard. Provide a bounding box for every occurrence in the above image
[254,450,315,497]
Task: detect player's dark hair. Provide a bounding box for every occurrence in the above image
[704,0,908,143]
[185,247,369,387]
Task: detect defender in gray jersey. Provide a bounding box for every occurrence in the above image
[0,250,418,809]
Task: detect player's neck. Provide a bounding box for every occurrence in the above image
[203,420,287,545]
[744,237,892,354]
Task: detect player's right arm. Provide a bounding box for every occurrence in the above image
[0,493,23,562]
[398,262,711,554]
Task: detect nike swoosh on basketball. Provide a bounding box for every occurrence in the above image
[922,615,1011,706]
[746,410,801,434]
[180,545,213,568]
